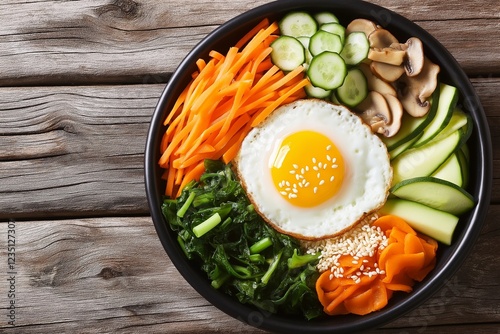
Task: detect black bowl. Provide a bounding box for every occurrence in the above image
[145,1,493,332]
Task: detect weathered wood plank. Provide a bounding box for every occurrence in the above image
[0,79,498,219]
[0,205,498,332]
[0,84,165,219]
[0,0,498,86]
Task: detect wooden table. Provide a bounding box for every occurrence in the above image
[1,1,498,333]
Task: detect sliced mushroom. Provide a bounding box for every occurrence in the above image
[403,37,425,77]
[368,47,406,66]
[346,18,378,37]
[370,61,405,82]
[396,57,441,117]
[368,28,399,48]
[356,91,392,134]
[359,63,397,96]
[382,94,404,137]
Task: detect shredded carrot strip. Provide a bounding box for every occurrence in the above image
[159,20,308,197]
[316,215,438,316]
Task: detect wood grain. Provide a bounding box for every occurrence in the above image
[0,207,498,333]
[0,0,498,86]
[0,79,498,219]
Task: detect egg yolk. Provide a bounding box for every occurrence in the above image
[270,130,344,208]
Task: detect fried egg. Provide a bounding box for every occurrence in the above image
[235,99,392,240]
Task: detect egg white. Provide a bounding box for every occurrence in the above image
[235,99,392,240]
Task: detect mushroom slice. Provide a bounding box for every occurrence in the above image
[397,57,441,117]
[356,91,392,134]
[368,28,399,48]
[346,18,378,37]
[368,47,406,66]
[382,94,404,137]
[370,61,405,82]
[359,63,397,96]
[404,37,425,77]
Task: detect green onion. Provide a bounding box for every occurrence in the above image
[177,192,195,218]
[261,251,282,285]
[192,212,222,238]
[249,237,273,254]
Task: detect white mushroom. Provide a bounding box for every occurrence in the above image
[382,94,404,137]
[370,61,405,82]
[403,37,425,77]
[368,28,399,49]
[368,47,406,66]
[356,91,392,134]
[396,57,441,117]
[346,18,378,37]
[359,63,397,96]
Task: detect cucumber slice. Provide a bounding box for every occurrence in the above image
[304,82,332,99]
[307,51,347,90]
[340,32,370,65]
[309,30,343,56]
[430,108,468,143]
[456,147,470,188]
[413,83,458,147]
[382,86,439,151]
[391,129,462,185]
[319,22,345,44]
[390,176,474,216]
[379,198,459,245]
[335,68,368,107]
[279,12,318,38]
[314,12,339,25]
[296,36,313,65]
[389,132,423,160]
[431,153,463,187]
[270,36,305,72]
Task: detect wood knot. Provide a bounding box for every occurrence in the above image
[98,267,124,279]
[95,0,140,19]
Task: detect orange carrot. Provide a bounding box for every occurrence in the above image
[159,20,308,197]
[316,215,438,316]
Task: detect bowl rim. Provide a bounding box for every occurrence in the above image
[144,0,493,332]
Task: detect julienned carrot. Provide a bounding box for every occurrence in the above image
[159,19,309,197]
[316,215,438,316]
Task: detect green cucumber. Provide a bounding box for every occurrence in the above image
[389,133,423,160]
[391,176,474,215]
[413,83,458,147]
[339,32,370,66]
[279,12,318,38]
[379,199,459,245]
[431,153,463,187]
[304,82,332,99]
[382,86,439,151]
[314,12,339,25]
[430,108,468,143]
[391,129,462,185]
[307,51,347,90]
[270,36,305,72]
[319,22,345,44]
[335,68,368,107]
[309,30,343,56]
[456,147,470,188]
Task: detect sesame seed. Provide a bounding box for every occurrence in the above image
[293,164,299,169]
[326,145,332,151]
[313,187,318,194]
[292,188,298,194]
[318,162,323,168]
[290,170,296,174]
[326,155,332,161]
[330,176,335,182]
[313,166,319,171]
[301,168,305,174]
[319,180,325,186]
[305,166,310,171]
[331,158,337,163]
[331,164,338,169]
[295,174,301,181]
[312,157,317,164]
[352,260,358,265]
[285,187,291,191]
[285,181,290,187]
[317,172,321,179]
[304,182,310,187]
[329,273,334,280]
[323,164,328,170]
[280,191,287,196]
